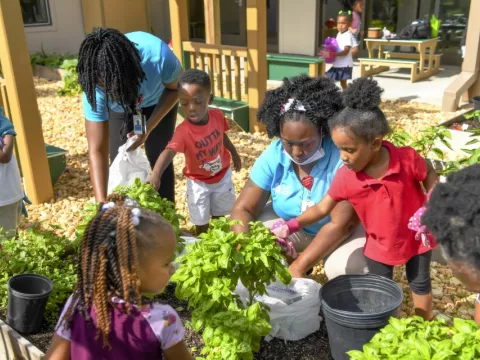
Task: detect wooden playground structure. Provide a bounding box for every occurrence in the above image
[169,0,267,134]
[0,0,268,204]
[0,0,477,205]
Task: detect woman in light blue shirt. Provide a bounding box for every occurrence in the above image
[77,28,182,203]
[231,75,367,279]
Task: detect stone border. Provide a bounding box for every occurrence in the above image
[32,65,66,82]
[0,319,44,360]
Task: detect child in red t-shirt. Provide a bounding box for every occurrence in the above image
[272,77,438,320]
[146,69,241,235]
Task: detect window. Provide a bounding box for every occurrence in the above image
[20,0,52,27]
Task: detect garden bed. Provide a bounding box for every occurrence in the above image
[7,79,475,358]
[1,284,332,360]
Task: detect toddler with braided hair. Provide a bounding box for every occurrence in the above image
[45,196,192,360]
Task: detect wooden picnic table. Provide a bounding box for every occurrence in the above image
[361,37,440,82]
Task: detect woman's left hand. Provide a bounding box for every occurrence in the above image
[126,132,148,152]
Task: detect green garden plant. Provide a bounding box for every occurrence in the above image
[30,48,76,69]
[57,59,82,96]
[0,227,76,324]
[172,218,292,360]
[74,179,185,254]
[348,316,480,360]
[410,126,452,160]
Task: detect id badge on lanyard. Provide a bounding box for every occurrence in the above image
[133,94,147,135]
[301,199,315,212]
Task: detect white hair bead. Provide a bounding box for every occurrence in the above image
[132,216,140,226]
[131,208,141,217]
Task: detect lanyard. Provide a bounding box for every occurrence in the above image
[301,175,314,200]
[136,94,143,115]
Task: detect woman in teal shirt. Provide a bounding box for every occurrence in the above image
[231,75,367,278]
[77,28,182,203]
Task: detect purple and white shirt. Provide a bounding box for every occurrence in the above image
[56,296,185,360]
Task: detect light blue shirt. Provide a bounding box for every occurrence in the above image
[250,136,343,235]
[83,31,182,122]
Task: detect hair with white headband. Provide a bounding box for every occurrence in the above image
[257,74,344,138]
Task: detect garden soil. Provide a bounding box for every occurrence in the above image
[13,79,476,355]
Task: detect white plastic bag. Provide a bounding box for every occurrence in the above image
[235,278,322,341]
[107,138,151,194]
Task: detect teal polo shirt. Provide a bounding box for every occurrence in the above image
[250,136,343,235]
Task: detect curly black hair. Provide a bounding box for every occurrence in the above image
[422,164,480,270]
[178,68,211,92]
[257,75,344,138]
[328,77,390,141]
[77,28,146,115]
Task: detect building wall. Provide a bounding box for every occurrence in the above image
[24,0,85,54]
[149,0,172,41]
[279,0,319,56]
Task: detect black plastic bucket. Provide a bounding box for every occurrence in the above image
[320,274,403,360]
[473,96,480,111]
[7,274,53,334]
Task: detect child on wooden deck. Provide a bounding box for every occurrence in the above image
[272,77,438,320]
[323,11,355,89]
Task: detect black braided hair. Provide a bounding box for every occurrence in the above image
[77,28,146,115]
[328,77,390,141]
[422,164,480,270]
[178,68,211,92]
[257,75,344,138]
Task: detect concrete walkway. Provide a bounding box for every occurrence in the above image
[347,63,461,107]
[268,63,463,108]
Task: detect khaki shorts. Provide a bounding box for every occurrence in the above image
[0,200,22,238]
[186,168,236,226]
[258,202,368,279]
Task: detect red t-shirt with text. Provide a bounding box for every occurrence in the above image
[328,141,434,266]
[166,109,231,184]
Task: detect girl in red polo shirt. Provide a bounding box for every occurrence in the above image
[272,77,438,320]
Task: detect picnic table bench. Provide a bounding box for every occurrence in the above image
[360,38,440,83]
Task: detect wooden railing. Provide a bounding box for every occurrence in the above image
[182,41,248,102]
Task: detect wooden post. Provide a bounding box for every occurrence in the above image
[246,0,267,133]
[442,0,480,111]
[0,0,53,204]
[204,0,221,44]
[81,0,105,33]
[169,0,189,66]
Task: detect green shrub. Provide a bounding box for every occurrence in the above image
[348,316,480,359]
[57,59,81,96]
[0,227,76,324]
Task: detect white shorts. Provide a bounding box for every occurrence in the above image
[186,168,236,226]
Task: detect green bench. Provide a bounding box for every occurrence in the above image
[266,54,325,81]
[15,144,67,186]
[209,97,249,132]
[178,97,250,132]
[359,57,420,83]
